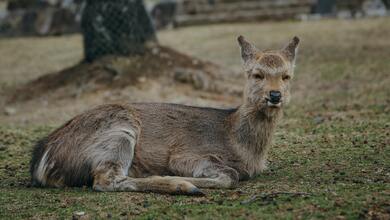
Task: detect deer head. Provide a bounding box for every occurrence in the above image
[238,36,300,116]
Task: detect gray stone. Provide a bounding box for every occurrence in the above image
[174,68,209,90]
[0,144,7,151]
[4,107,16,116]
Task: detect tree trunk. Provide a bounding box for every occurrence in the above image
[81,0,157,62]
[382,0,390,9]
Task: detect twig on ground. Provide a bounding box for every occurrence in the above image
[240,191,312,205]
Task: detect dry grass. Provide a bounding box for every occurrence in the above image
[0,35,83,88]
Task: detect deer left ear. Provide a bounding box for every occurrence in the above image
[238,35,258,63]
[283,36,300,62]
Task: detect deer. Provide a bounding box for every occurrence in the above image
[30,36,300,195]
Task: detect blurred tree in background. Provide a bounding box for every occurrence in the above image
[82,0,157,62]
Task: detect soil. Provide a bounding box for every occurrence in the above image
[9,45,240,103]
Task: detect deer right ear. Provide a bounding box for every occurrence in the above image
[238,36,258,63]
[283,36,300,62]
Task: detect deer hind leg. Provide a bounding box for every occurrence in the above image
[90,131,203,195]
[168,155,240,189]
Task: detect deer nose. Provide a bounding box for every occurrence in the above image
[269,91,282,104]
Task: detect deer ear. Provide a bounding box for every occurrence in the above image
[238,35,258,63]
[283,36,300,62]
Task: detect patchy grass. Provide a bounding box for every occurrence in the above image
[0,18,390,219]
[0,115,389,219]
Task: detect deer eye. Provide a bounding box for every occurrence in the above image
[282,75,291,81]
[252,73,265,80]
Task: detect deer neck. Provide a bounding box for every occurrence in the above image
[229,103,281,176]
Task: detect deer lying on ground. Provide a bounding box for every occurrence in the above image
[30,36,300,195]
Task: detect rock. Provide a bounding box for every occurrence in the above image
[72,211,85,220]
[174,68,210,90]
[192,59,199,65]
[314,116,325,124]
[151,47,160,55]
[138,76,147,83]
[4,107,17,116]
[0,144,7,151]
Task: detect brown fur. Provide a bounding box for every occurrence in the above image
[30,36,300,195]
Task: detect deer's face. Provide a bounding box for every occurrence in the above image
[238,36,299,113]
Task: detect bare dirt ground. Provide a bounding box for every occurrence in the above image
[0,18,389,219]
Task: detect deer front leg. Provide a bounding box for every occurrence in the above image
[168,155,240,189]
[92,162,203,195]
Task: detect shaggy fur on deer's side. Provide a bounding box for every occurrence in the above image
[30,36,300,195]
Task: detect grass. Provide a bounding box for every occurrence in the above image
[0,18,390,219]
